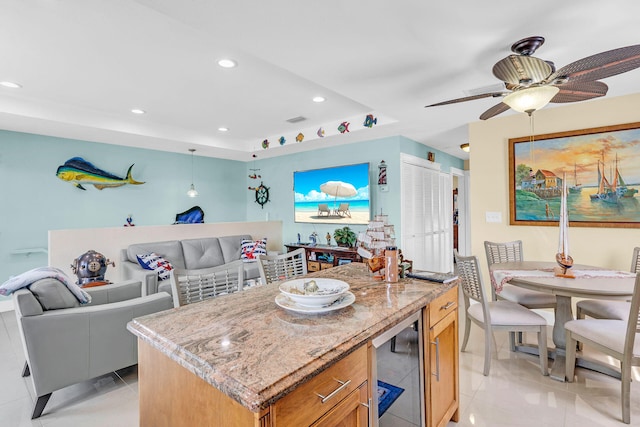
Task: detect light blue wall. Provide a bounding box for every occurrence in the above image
[0,129,463,301]
[244,136,464,247]
[0,130,246,288]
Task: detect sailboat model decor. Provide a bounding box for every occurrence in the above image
[554,173,574,278]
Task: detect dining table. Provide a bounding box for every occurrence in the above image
[489,260,636,381]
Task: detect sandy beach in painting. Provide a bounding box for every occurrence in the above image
[295,211,370,225]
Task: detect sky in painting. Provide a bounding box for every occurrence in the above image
[513,127,640,186]
[294,163,370,202]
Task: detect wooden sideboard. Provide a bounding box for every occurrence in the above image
[285,244,361,272]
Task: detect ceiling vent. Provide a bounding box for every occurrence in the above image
[286,116,307,124]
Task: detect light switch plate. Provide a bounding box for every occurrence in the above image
[485,212,502,223]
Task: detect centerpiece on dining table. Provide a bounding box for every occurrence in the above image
[275,278,355,313]
[554,173,574,278]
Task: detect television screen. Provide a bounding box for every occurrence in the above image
[294,163,370,224]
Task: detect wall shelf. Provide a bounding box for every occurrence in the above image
[11,248,48,256]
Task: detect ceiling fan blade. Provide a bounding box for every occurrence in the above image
[551,81,608,103]
[425,92,507,108]
[549,44,640,84]
[492,55,553,85]
[479,102,510,120]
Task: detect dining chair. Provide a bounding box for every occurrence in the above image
[565,272,640,424]
[455,253,549,376]
[485,240,556,351]
[169,260,244,308]
[575,246,638,321]
[484,240,557,309]
[258,248,307,285]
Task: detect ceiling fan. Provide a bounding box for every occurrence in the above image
[425,36,640,120]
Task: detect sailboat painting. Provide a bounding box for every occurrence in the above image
[509,122,640,228]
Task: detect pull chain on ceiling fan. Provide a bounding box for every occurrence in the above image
[425,36,640,120]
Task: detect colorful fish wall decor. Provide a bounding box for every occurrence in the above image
[296,133,305,142]
[363,114,377,128]
[262,139,270,149]
[338,121,350,133]
[278,136,286,145]
[317,127,325,138]
[56,157,144,190]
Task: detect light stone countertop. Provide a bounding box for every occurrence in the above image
[127,263,457,412]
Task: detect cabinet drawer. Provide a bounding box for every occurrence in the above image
[429,286,458,326]
[273,344,368,426]
[308,261,321,272]
[320,263,333,270]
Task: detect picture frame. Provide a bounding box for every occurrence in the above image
[509,122,640,228]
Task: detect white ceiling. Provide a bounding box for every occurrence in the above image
[1,1,639,161]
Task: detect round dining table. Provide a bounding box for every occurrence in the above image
[489,260,636,381]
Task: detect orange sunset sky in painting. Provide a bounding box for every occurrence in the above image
[513,127,640,186]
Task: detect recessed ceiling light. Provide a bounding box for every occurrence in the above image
[312,96,326,103]
[131,109,146,115]
[218,127,229,132]
[0,81,22,89]
[217,59,237,68]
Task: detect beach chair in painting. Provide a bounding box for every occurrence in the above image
[334,203,351,218]
[317,204,331,216]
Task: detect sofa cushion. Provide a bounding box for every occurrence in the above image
[181,238,225,270]
[127,240,185,269]
[219,235,253,263]
[29,278,80,310]
[240,238,267,262]
[137,253,174,281]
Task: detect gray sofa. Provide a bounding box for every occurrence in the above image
[120,234,261,295]
[13,279,173,418]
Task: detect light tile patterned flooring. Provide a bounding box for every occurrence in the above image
[2,301,640,426]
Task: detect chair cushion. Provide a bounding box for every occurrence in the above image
[468,300,547,326]
[136,253,174,281]
[181,238,224,269]
[29,278,80,310]
[240,238,267,262]
[576,299,630,320]
[498,284,556,307]
[565,319,640,355]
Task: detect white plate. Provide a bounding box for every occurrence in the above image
[279,278,350,307]
[275,291,355,314]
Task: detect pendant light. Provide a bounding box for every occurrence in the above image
[187,148,199,197]
[502,86,559,115]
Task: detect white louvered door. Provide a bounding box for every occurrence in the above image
[401,154,453,273]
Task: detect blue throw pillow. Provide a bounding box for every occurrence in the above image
[136,253,173,281]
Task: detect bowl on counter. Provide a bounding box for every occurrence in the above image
[279,278,350,307]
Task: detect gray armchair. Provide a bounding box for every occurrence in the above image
[13,279,173,418]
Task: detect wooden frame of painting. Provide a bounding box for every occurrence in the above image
[509,121,640,228]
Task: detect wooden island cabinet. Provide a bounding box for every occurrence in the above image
[128,263,458,427]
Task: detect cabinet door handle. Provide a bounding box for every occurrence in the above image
[440,301,455,311]
[431,337,440,381]
[315,378,351,403]
[360,397,372,427]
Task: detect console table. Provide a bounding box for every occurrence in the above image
[285,244,361,272]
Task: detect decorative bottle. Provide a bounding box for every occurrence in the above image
[385,246,398,283]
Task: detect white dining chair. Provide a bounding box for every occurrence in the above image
[258,248,307,285]
[169,261,244,308]
[575,246,638,321]
[455,253,549,376]
[565,272,640,424]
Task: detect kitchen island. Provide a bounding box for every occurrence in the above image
[127,263,459,427]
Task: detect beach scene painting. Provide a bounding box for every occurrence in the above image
[294,163,370,224]
[509,122,640,228]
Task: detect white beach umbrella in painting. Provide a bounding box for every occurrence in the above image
[320,181,357,210]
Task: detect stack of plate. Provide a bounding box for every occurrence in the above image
[276,278,354,313]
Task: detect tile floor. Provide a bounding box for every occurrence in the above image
[2,303,640,426]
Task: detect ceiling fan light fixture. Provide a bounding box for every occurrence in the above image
[460,143,470,153]
[503,85,559,114]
